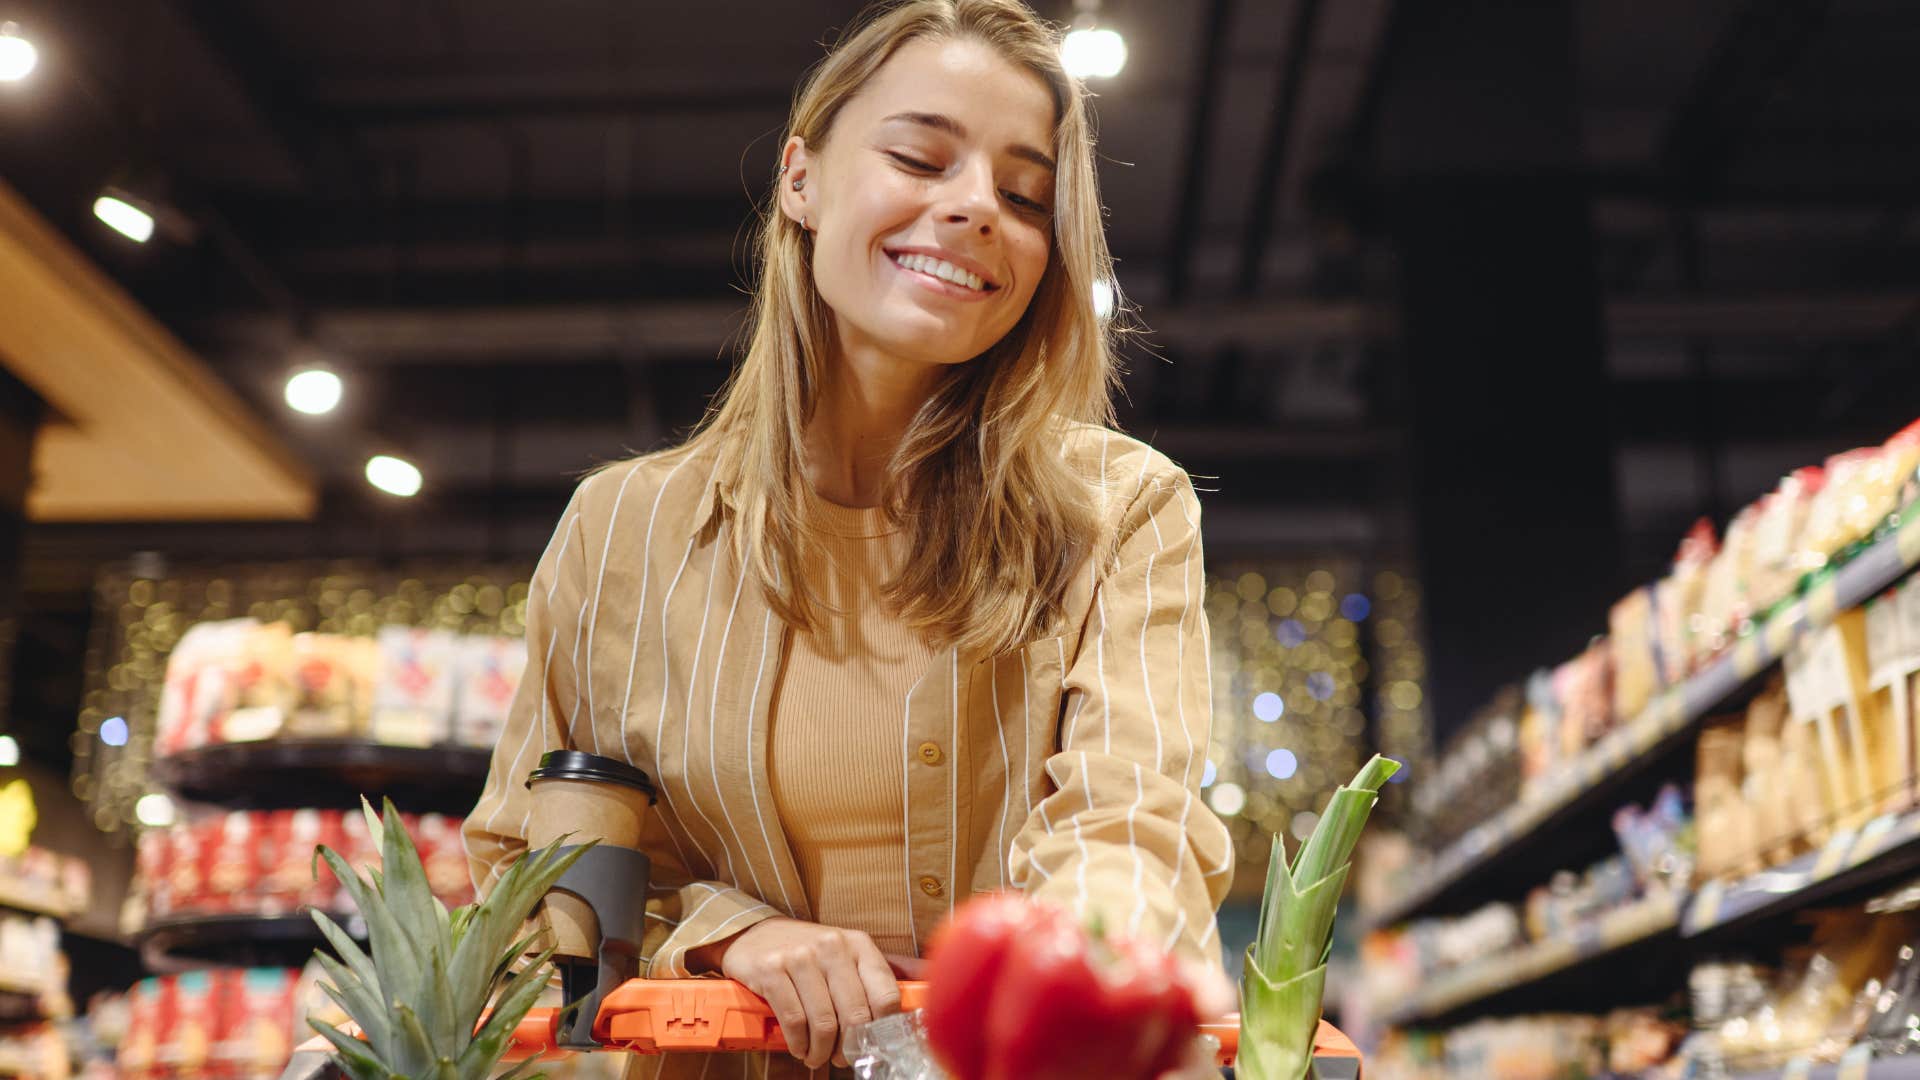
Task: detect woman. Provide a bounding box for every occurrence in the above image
[464,1,1233,1076]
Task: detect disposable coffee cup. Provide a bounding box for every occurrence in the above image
[525,750,657,961]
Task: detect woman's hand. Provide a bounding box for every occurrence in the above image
[691,917,908,1070]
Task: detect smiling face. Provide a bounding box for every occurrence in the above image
[780,36,1059,373]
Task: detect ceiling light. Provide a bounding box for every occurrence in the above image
[366,454,423,497]
[0,23,36,83]
[135,793,176,828]
[94,194,156,243]
[0,736,16,768]
[285,368,343,415]
[1091,278,1116,321]
[1061,26,1127,79]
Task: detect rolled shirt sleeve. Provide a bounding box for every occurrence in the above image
[1008,460,1235,966]
[461,477,777,977]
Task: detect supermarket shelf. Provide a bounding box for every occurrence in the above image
[1367,512,1920,932]
[1687,807,1920,939]
[1382,891,1684,1025]
[135,911,365,972]
[1729,1050,1920,1078]
[150,738,492,813]
[0,970,46,999]
[0,879,74,922]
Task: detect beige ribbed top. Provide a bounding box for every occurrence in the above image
[767,498,930,958]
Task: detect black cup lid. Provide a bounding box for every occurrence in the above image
[525,750,657,801]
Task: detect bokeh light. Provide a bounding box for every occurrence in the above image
[1253,692,1285,723]
[1265,748,1298,780]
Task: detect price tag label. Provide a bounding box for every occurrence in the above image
[1783,1056,1813,1080]
[1766,609,1799,655]
[1690,879,1727,931]
[1814,828,1858,880]
[1734,635,1764,678]
[1839,1041,1874,1080]
[1808,579,1840,626]
[1852,814,1899,867]
[1900,513,1920,567]
[1630,714,1662,754]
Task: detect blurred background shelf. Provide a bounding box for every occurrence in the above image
[148,739,491,814]
[134,911,364,973]
[1368,516,1920,933]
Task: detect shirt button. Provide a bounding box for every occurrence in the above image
[917,741,944,765]
[918,875,944,897]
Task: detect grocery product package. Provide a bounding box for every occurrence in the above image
[1750,468,1825,615]
[1694,718,1751,882]
[1610,586,1662,723]
[285,633,376,739]
[1656,519,1718,685]
[1786,609,1905,827]
[452,634,528,748]
[371,626,458,746]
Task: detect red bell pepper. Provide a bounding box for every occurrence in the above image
[924,895,1203,1080]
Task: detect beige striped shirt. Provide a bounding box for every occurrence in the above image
[462,423,1233,1079]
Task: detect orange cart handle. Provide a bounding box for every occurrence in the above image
[505,978,1255,1064]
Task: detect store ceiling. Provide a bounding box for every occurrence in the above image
[0,179,315,522]
[0,0,1914,570]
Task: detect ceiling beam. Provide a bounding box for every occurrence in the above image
[1659,0,1834,200]
[1237,0,1325,297]
[1163,0,1234,305]
[201,290,1918,362]
[170,0,359,196]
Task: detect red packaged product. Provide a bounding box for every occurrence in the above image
[205,812,258,914]
[136,828,173,922]
[216,968,297,1078]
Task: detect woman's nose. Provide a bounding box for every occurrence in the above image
[937,163,997,236]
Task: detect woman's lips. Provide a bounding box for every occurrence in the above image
[886,253,997,302]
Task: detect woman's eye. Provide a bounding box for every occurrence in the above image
[1003,191,1051,214]
[888,152,939,172]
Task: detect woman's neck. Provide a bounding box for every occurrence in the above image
[802,341,942,508]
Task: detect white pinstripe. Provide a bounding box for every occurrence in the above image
[482,507,583,850]
[1139,478,1166,772]
[1123,763,1148,936]
[580,460,646,753]
[677,538,731,881]
[618,457,699,875]
[900,669,929,954]
[990,658,1011,889]
[653,532,710,877]
[743,598,798,916]
[947,650,959,915]
[703,559,759,898]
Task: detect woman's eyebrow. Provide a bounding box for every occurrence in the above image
[879,111,1057,173]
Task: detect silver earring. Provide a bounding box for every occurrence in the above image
[792,178,805,191]
[802,216,811,231]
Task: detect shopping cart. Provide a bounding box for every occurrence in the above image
[497,976,1363,1077]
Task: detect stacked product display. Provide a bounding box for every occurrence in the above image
[1393,419,1920,867]
[114,610,505,1080]
[129,809,473,930]
[0,844,91,1080]
[157,620,526,754]
[1370,1008,1687,1079]
[1363,786,1693,1018]
[117,967,325,1080]
[1363,417,1920,1078]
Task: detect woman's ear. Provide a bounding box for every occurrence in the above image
[778,136,814,231]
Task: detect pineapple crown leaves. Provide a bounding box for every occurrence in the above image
[308,796,592,1080]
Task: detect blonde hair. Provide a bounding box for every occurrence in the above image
[673,0,1121,655]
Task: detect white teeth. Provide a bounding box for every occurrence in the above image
[893,252,987,292]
